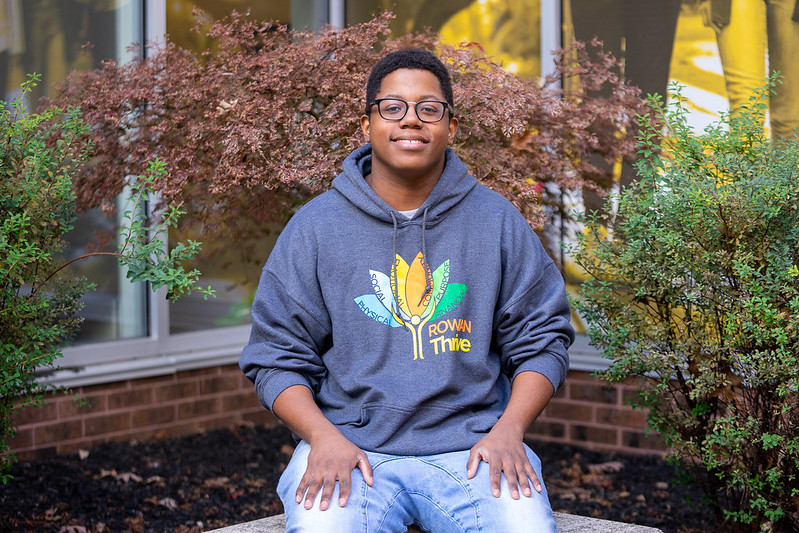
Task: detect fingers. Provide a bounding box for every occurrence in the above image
[469,443,542,499]
[497,454,542,499]
[296,471,345,511]
[295,450,373,510]
[339,453,373,507]
[525,460,543,494]
[465,448,481,479]
[489,459,504,498]
[356,452,374,486]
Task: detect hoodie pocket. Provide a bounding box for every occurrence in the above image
[352,402,502,455]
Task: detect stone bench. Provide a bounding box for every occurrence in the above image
[208,513,664,532]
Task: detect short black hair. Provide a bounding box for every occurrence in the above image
[365,49,454,115]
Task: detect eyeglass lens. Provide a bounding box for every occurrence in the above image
[376,99,446,122]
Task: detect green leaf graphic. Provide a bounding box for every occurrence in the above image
[430,283,467,321]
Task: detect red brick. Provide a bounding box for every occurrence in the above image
[545,400,594,423]
[178,398,220,419]
[621,386,646,406]
[108,388,152,410]
[222,391,261,412]
[570,424,619,446]
[12,401,58,426]
[239,373,254,389]
[58,394,105,418]
[59,438,108,455]
[15,447,56,462]
[154,381,197,402]
[145,422,201,441]
[595,406,648,429]
[34,420,83,445]
[86,412,131,436]
[621,430,666,451]
[131,405,176,427]
[199,375,240,395]
[8,427,33,450]
[569,382,618,404]
[197,416,239,434]
[564,370,598,382]
[242,410,278,427]
[526,420,566,440]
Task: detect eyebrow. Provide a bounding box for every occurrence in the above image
[381,94,444,101]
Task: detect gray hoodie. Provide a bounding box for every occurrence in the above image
[240,144,574,455]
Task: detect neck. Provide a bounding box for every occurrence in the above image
[365,161,444,211]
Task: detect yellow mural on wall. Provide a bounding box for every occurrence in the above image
[347,0,541,79]
[438,0,541,79]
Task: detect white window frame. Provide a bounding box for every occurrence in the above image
[52,0,250,388]
[50,0,604,389]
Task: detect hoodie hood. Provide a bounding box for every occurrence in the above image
[332,144,477,226]
[332,144,479,316]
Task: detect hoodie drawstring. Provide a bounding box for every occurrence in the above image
[419,207,432,306]
[390,212,401,320]
[389,209,433,311]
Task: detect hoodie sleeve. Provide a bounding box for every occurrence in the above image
[239,220,332,413]
[493,212,574,392]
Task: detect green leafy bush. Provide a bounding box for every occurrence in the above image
[571,80,799,532]
[0,77,213,482]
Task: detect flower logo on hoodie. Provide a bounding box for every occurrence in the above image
[354,252,467,360]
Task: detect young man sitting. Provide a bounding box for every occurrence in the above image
[240,49,574,532]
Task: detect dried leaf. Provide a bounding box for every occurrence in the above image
[587,461,625,474]
[58,526,88,533]
[158,497,179,510]
[202,476,230,488]
[116,472,143,483]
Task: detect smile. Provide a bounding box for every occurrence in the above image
[393,139,427,145]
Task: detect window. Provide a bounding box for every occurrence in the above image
[4,0,148,345]
[51,1,327,387]
[44,0,749,385]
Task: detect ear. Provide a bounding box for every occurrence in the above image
[360,114,371,140]
[447,116,459,144]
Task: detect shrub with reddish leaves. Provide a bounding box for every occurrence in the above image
[53,10,647,261]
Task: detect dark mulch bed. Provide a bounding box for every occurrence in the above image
[0,424,721,532]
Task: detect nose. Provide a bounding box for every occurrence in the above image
[399,102,423,126]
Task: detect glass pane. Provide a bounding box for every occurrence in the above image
[165,1,314,333]
[346,0,541,79]
[559,0,799,334]
[6,0,148,344]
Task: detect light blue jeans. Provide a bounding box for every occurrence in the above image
[277,441,558,533]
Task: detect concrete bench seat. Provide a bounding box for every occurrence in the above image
[208,513,664,532]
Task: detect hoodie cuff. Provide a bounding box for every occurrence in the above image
[512,348,569,392]
[257,369,314,413]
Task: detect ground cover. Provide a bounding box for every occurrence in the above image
[0,424,720,532]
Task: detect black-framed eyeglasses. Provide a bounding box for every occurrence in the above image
[370,98,452,123]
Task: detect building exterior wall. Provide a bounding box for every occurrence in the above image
[13,0,754,468]
[10,368,665,462]
[10,365,277,462]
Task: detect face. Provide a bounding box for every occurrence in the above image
[360,68,458,184]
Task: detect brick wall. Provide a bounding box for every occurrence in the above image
[9,367,665,462]
[528,370,665,455]
[9,364,277,462]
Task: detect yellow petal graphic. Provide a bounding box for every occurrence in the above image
[391,254,411,318]
[406,252,431,317]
